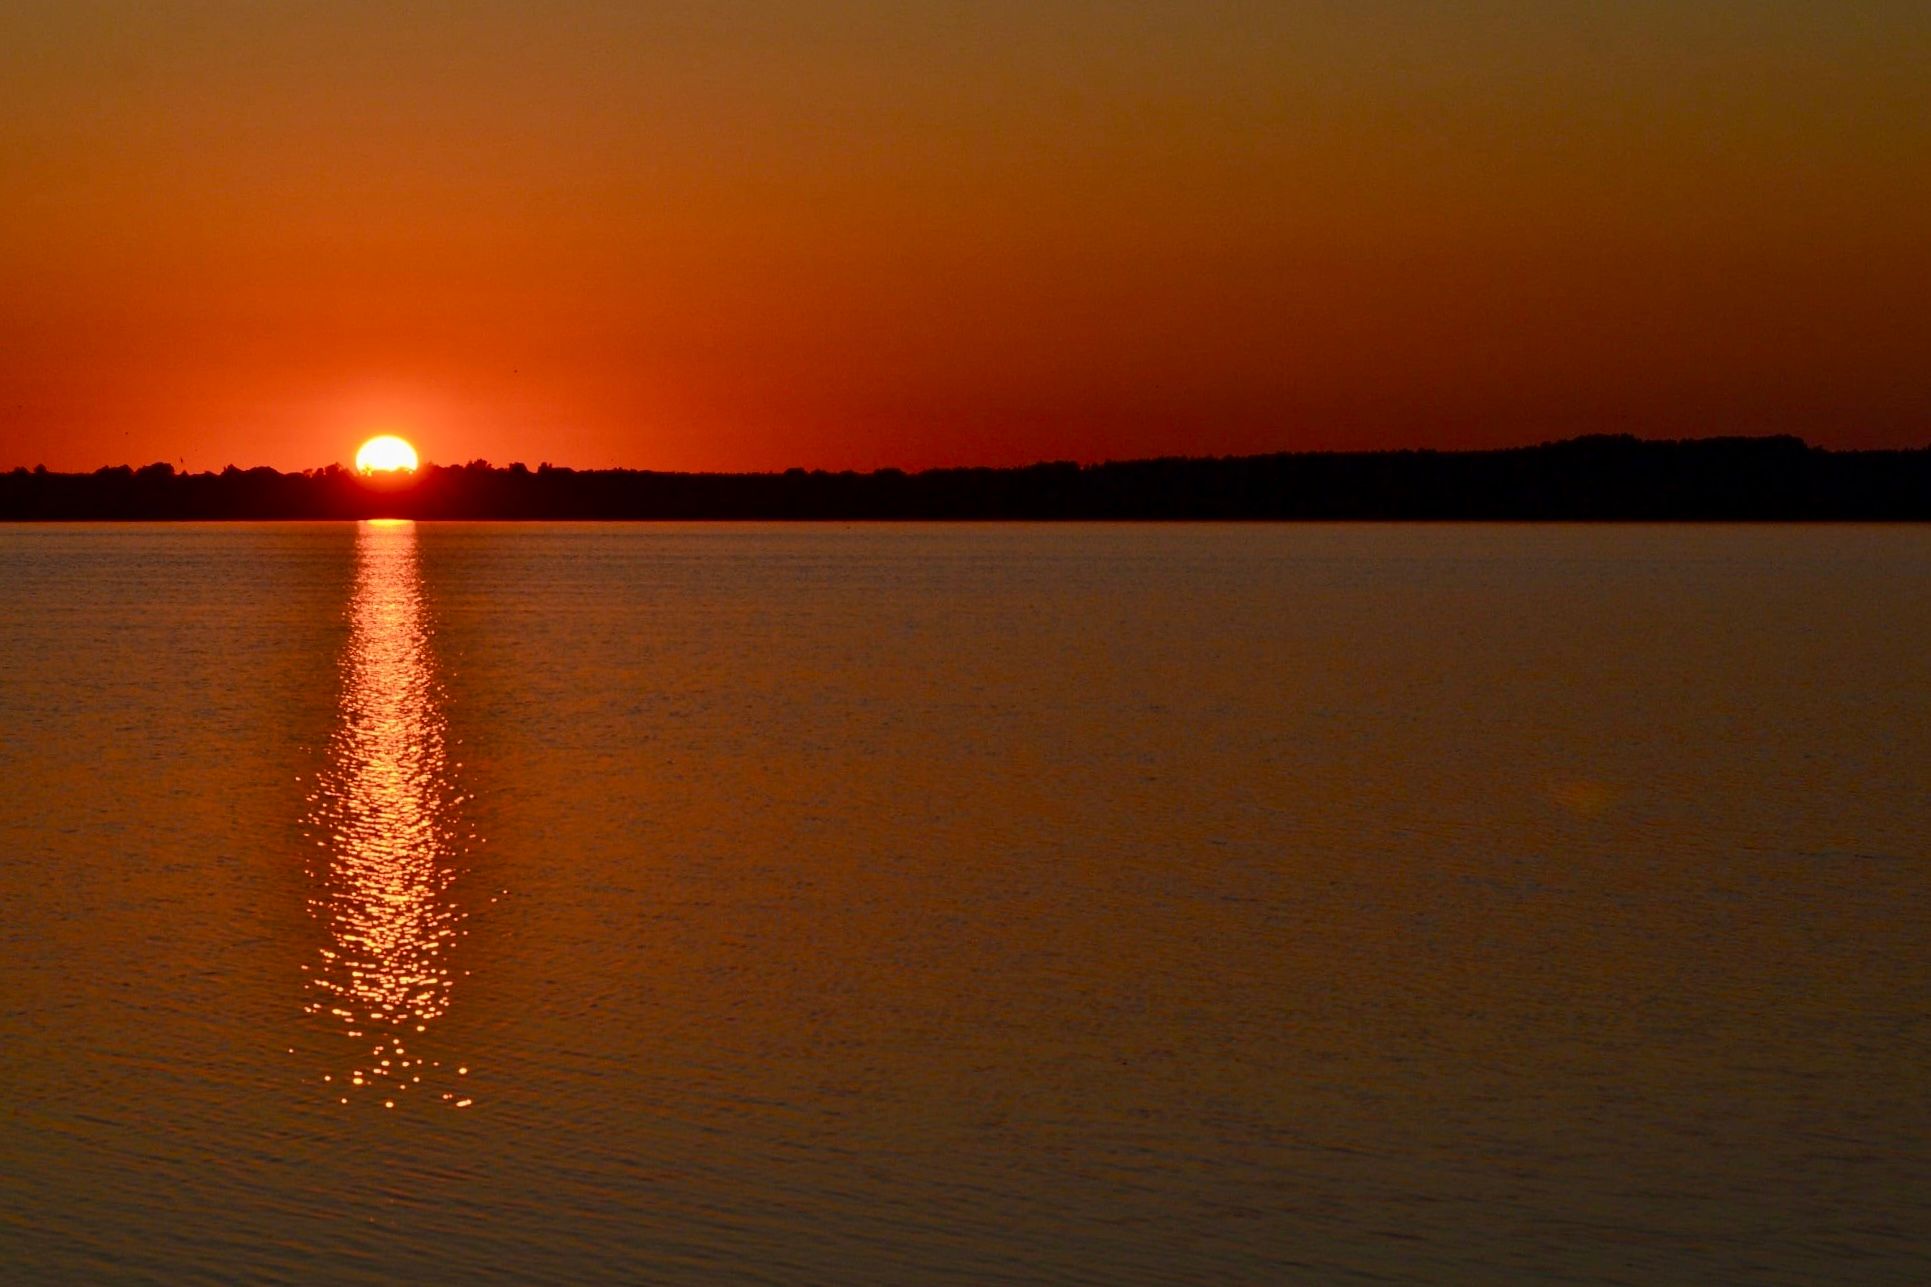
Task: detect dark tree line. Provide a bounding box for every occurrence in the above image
[4,436,1929,520]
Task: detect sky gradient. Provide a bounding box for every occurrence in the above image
[2,1,1927,472]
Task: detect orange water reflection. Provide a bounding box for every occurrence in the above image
[305,520,475,1108]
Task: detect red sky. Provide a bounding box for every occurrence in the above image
[2,1,1927,472]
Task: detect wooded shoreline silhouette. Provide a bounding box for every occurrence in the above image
[5,435,1929,521]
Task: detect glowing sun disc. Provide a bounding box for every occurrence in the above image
[355,435,419,473]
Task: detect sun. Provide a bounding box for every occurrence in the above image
[355,435,419,474]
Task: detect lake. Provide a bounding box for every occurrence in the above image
[1,522,1926,1283]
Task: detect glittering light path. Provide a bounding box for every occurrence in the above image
[305,520,475,1110]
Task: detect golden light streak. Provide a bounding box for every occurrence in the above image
[304,519,475,1109]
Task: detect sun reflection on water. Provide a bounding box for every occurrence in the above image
[305,519,476,1109]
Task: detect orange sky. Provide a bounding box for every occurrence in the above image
[2,1,1927,472]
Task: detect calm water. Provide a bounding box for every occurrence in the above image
[1,522,1927,1283]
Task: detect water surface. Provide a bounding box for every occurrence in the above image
[1,522,1927,1282]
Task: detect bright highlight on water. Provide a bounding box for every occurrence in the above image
[304,521,472,1108]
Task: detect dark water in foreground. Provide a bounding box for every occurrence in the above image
[1,522,1926,1284]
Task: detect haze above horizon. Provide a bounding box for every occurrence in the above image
[3,1,1927,473]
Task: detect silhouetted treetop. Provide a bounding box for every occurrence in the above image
[3,436,1927,520]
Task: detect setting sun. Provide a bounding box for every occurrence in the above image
[355,435,419,474]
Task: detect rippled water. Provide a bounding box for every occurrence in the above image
[305,522,474,1111]
[1,522,1927,1283]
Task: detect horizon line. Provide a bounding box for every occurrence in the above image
[14,431,1927,479]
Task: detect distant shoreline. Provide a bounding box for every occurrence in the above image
[5,436,1930,521]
